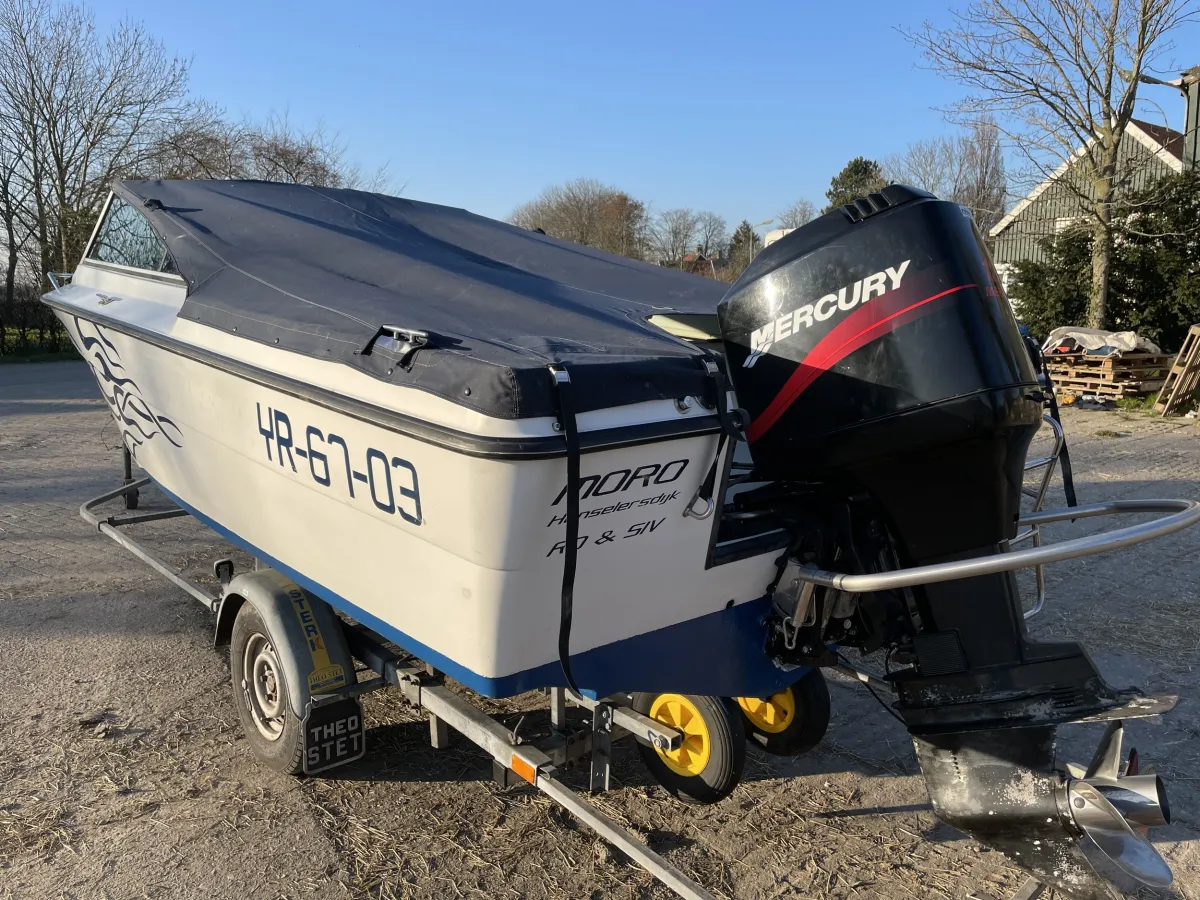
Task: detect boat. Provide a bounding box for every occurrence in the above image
[46,179,1200,899]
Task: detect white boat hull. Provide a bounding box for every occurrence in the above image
[55,283,793,698]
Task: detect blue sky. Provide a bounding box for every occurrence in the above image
[94,0,1200,228]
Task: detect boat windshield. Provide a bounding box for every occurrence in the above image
[87,196,178,275]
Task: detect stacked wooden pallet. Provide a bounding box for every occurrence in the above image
[1154,325,1200,415]
[1043,351,1172,399]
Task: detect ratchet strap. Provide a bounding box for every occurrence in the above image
[700,350,749,440]
[685,353,746,519]
[1024,335,1078,509]
[549,365,582,695]
[685,431,728,519]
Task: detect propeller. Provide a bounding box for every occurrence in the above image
[1067,780,1172,888]
[1063,721,1173,889]
[917,722,1174,900]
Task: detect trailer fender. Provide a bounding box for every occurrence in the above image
[215,569,355,719]
[213,593,244,649]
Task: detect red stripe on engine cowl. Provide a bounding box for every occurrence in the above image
[746,283,976,444]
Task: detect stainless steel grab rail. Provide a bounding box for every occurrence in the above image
[1023,415,1065,511]
[793,499,1200,593]
[1016,414,1065,619]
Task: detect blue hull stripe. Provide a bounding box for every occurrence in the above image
[155,482,804,699]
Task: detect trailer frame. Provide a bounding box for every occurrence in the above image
[81,463,717,900]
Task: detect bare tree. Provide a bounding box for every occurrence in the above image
[144,101,251,180]
[511,177,601,245]
[776,198,816,230]
[0,0,193,353]
[886,139,958,196]
[953,119,1007,234]
[0,119,34,317]
[695,211,727,257]
[0,0,190,283]
[0,0,393,354]
[249,113,348,187]
[591,190,650,259]
[886,120,1007,232]
[651,208,700,268]
[510,178,650,259]
[905,0,1198,327]
[144,105,393,191]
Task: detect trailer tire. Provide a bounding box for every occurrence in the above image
[632,692,745,804]
[737,668,830,756]
[230,603,306,775]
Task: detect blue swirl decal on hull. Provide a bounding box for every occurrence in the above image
[69,315,183,452]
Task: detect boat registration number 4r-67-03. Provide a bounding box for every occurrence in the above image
[255,403,422,525]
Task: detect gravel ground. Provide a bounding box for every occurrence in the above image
[2,360,1198,900]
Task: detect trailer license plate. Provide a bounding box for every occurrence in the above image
[302,698,365,774]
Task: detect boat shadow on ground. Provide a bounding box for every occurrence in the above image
[320,710,1195,856]
[316,712,970,847]
[0,398,109,416]
[316,685,944,808]
[321,715,903,784]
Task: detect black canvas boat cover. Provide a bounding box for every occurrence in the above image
[116,179,728,420]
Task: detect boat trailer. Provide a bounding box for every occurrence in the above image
[81,427,1198,900]
[85,464,719,900]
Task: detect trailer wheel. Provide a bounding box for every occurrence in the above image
[632,692,745,804]
[230,603,305,775]
[736,668,830,756]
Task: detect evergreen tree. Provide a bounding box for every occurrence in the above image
[727,220,762,277]
[1008,169,1200,351]
[823,157,887,212]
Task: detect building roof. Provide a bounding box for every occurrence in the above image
[1130,119,1184,161]
[990,119,1184,238]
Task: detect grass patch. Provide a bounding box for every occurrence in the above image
[0,349,81,364]
[1092,429,1128,438]
[1116,392,1158,411]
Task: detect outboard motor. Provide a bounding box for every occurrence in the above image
[718,186,1175,898]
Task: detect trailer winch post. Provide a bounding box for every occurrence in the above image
[549,686,568,729]
[122,446,139,509]
[589,702,614,792]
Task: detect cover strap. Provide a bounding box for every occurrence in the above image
[550,366,583,694]
[685,351,744,520]
[1024,335,1078,509]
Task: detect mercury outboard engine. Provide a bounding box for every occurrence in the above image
[718,186,1176,898]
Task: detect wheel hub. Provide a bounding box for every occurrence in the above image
[737,688,796,734]
[648,694,711,776]
[242,632,286,741]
